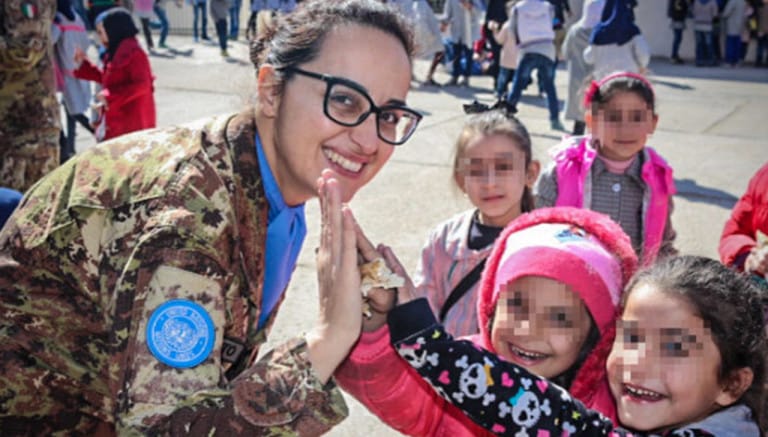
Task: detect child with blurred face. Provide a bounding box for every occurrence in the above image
[608,256,766,434]
[389,255,766,436]
[336,207,637,436]
[455,126,538,228]
[73,8,156,141]
[408,109,539,338]
[474,207,638,422]
[491,275,594,382]
[535,71,676,265]
[586,80,657,162]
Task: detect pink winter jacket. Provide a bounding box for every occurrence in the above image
[719,162,768,269]
[413,209,492,338]
[552,137,675,265]
[335,327,491,436]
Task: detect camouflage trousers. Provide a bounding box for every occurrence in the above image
[0,133,60,193]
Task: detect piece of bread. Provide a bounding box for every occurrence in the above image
[360,258,405,297]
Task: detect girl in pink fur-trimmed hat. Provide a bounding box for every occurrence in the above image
[388,251,767,436]
[336,206,637,434]
[473,206,638,421]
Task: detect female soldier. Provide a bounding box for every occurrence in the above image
[0,0,421,434]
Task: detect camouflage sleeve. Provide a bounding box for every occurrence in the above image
[227,337,349,434]
[0,0,55,71]
[117,236,347,435]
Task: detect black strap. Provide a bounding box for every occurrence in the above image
[439,258,487,323]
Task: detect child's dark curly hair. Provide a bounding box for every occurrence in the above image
[624,255,768,431]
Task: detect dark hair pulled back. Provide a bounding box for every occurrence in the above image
[249,0,414,93]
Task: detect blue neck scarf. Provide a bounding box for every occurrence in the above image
[255,133,307,330]
[589,0,640,46]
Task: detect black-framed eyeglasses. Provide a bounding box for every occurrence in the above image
[282,66,422,146]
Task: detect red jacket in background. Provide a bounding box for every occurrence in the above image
[719,162,768,269]
[74,37,155,141]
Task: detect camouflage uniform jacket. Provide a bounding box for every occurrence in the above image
[0,0,61,192]
[0,109,348,435]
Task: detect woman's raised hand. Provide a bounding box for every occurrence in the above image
[306,169,362,383]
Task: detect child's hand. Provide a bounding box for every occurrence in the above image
[745,245,768,277]
[362,244,416,332]
[355,227,415,332]
[377,244,416,304]
[355,226,394,332]
[95,91,109,111]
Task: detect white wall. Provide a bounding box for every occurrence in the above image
[166,1,755,61]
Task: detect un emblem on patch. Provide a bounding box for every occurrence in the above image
[147,299,215,368]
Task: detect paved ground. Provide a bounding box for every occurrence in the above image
[75,35,768,436]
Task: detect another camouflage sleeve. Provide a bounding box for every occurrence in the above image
[116,232,347,435]
[0,0,54,71]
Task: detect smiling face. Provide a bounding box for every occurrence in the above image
[607,283,735,433]
[587,91,658,162]
[491,276,593,379]
[455,134,537,228]
[259,24,412,205]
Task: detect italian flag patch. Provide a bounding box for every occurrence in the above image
[21,3,38,19]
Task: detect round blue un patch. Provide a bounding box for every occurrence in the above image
[146,299,215,368]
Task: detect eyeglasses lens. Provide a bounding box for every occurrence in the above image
[325,82,418,145]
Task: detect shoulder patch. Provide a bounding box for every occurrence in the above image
[146,299,215,368]
[21,2,38,18]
